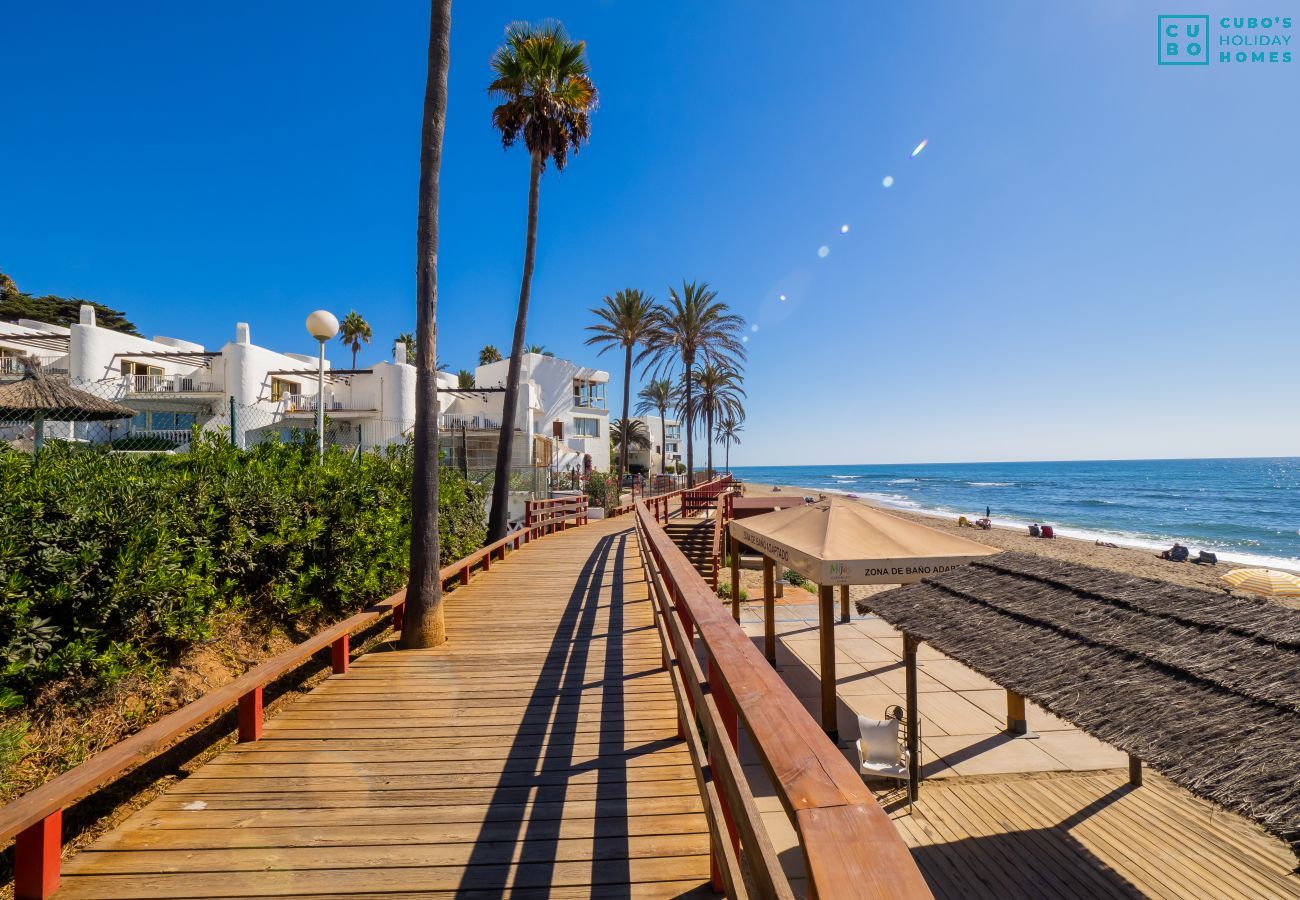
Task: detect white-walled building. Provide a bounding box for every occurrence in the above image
[1,305,421,450]
[440,352,611,474]
[628,415,682,475]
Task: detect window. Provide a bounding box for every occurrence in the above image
[0,348,18,375]
[572,417,600,438]
[271,377,300,402]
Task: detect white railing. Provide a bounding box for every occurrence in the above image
[0,355,69,376]
[282,394,345,412]
[124,429,192,445]
[127,374,219,393]
[441,414,501,430]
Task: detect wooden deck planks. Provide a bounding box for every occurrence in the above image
[893,770,1300,900]
[56,518,712,898]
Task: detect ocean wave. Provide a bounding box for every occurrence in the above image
[887,478,918,484]
[1066,499,1119,507]
[830,475,859,481]
[967,481,1014,487]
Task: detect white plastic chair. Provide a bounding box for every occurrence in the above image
[857,713,913,813]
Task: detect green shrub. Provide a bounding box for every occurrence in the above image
[782,568,809,589]
[584,471,616,509]
[0,434,485,701]
[717,582,747,601]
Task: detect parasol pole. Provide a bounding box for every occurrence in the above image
[34,412,45,456]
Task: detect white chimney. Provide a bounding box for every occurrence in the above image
[79,304,96,326]
[393,341,407,365]
[235,322,250,344]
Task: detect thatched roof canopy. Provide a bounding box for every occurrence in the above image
[871,552,1300,853]
[0,365,134,421]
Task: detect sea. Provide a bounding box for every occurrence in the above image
[730,458,1300,572]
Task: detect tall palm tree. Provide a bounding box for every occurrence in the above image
[635,378,674,475]
[395,332,417,366]
[485,20,598,541]
[339,311,372,369]
[478,345,502,366]
[401,0,451,651]
[457,369,475,389]
[610,418,652,467]
[644,281,745,486]
[585,289,658,484]
[677,363,744,478]
[716,414,743,475]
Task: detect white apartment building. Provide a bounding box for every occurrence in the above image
[0,305,420,450]
[439,352,611,474]
[2,309,613,481]
[628,415,682,474]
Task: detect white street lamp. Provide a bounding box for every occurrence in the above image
[305,310,339,462]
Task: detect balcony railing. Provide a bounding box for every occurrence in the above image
[124,429,193,445]
[0,355,69,377]
[441,414,501,430]
[281,394,345,412]
[127,374,220,394]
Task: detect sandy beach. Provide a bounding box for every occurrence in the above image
[734,481,1294,606]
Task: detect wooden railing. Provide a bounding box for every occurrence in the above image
[523,495,588,534]
[681,475,733,517]
[634,498,933,899]
[0,523,547,899]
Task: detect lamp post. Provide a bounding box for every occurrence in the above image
[305,310,339,462]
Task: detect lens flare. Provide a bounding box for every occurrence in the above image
[909,139,928,159]
[818,246,830,258]
[742,335,749,343]
[751,324,759,333]
[839,224,850,234]
[882,175,894,188]
[778,293,787,301]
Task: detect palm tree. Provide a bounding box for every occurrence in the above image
[457,369,475,389]
[716,414,743,475]
[401,0,451,651]
[585,289,659,485]
[339,311,372,369]
[635,378,674,475]
[485,20,598,541]
[478,345,502,366]
[676,364,744,478]
[644,281,745,486]
[395,332,417,366]
[610,418,652,463]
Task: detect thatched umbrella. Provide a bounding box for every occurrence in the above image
[0,360,134,453]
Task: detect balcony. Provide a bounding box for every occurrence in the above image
[1,355,69,378]
[127,374,221,394]
[281,395,374,415]
[441,414,501,430]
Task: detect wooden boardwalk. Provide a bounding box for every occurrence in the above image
[887,770,1300,900]
[55,518,714,898]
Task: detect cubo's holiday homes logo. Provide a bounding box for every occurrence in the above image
[1159,14,1294,65]
[1159,15,1209,64]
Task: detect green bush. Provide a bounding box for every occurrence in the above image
[584,471,616,509]
[716,582,747,601]
[0,434,485,701]
[782,568,809,589]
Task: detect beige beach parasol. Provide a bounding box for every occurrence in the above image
[727,496,1000,741]
[1221,568,1300,598]
[0,360,135,453]
[729,495,1000,585]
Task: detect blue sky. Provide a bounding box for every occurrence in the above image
[2,1,1296,465]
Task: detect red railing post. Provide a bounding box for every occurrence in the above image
[460,566,470,586]
[331,635,349,674]
[237,687,263,742]
[482,551,491,572]
[14,810,61,900]
[392,602,404,633]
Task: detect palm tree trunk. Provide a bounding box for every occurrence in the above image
[725,439,730,474]
[487,150,543,541]
[658,403,667,475]
[619,344,631,486]
[705,408,714,479]
[351,346,358,369]
[401,0,451,650]
[683,358,695,487]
